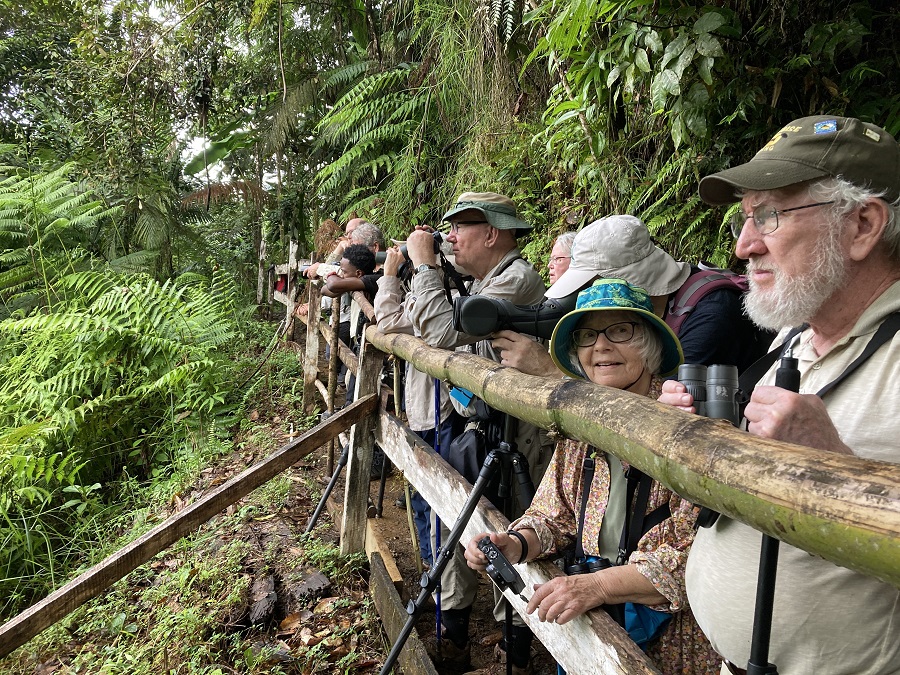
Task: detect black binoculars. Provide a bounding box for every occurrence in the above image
[676,363,741,427]
[374,231,443,265]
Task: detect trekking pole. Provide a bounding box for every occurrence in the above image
[746,346,800,675]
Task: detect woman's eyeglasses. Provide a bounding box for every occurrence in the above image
[572,322,639,347]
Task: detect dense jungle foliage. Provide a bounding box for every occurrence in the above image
[0,0,898,646]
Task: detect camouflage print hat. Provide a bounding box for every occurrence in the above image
[442,192,532,237]
[699,116,900,205]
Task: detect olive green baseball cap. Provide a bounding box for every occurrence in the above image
[699,116,900,205]
[442,192,532,237]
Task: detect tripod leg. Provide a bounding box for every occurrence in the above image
[510,452,535,510]
[305,443,349,534]
[379,450,503,675]
[375,453,389,517]
[747,534,780,674]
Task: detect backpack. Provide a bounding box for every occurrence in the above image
[664,265,748,335]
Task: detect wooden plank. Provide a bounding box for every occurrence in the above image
[323,495,405,598]
[0,395,377,659]
[366,327,900,589]
[314,378,328,401]
[340,335,385,555]
[370,552,438,675]
[375,411,658,675]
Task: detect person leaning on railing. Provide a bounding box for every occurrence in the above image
[465,279,720,675]
[659,115,900,675]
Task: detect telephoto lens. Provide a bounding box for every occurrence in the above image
[705,364,740,426]
[676,364,708,417]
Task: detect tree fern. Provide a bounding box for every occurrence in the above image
[0,267,243,610]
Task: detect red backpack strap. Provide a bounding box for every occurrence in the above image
[665,269,747,334]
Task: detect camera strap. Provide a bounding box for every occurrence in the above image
[572,455,595,562]
[439,252,471,303]
[738,311,900,404]
[617,468,671,566]
[574,454,670,566]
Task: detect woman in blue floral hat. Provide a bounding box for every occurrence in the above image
[466,279,718,675]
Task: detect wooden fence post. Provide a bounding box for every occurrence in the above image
[303,280,322,415]
[340,332,385,555]
[326,307,340,474]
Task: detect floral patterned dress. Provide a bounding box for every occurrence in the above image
[510,377,720,675]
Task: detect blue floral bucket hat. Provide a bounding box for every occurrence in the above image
[550,278,683,378]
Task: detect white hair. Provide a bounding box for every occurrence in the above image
[808,177,900,261]
[554,231,577,256]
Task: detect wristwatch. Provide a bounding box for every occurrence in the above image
[415,264,437,274]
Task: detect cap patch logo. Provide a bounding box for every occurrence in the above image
[760,132,787,152]
[813,120,838,134]
[864,128,881,142]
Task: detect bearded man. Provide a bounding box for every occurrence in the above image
[661,115,900,675]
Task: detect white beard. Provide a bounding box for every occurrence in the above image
[743,223,848,330]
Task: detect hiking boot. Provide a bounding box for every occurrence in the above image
[463,666,532,675]
[426,638,471,669]
[491,633,533,674]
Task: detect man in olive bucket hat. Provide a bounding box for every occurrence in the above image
[492,214,771,378]
[404,192,555,673]
[659,115,900,675]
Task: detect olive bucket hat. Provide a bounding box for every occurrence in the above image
[550,279,683,379]
[442,192,532,237]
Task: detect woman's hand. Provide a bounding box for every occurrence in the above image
[383,246,405,277]
[490,330,560,377]
[464,531,521,571]
[526,564,666,625]
[526,574,607,625]
[658,378,696,414]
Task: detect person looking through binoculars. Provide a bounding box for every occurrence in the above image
[465,279,719,675]
[405,192,556,672]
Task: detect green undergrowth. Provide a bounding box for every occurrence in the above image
[0,312,382,674]
[1,423,379,675]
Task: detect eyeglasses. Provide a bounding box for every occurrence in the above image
[446,220,489,233]
[572,322,640,347]
[549,256,571,265]
[730,201,834,238]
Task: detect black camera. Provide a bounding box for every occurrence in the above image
[374,231,443,265]
[676,363,740,426]
[478,536,526,597]
[564,555,613,576]
[452,292,579,340]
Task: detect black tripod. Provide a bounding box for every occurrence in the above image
[379,439,534,675]
[305,442,349,534]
